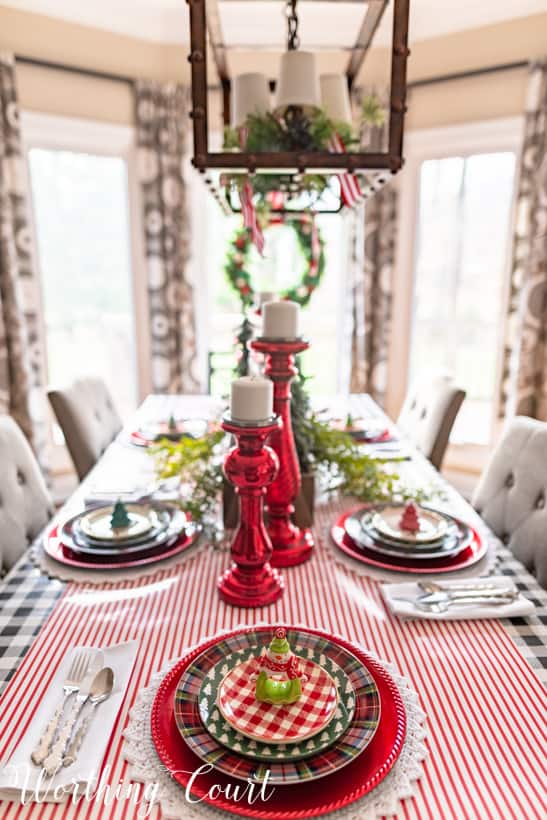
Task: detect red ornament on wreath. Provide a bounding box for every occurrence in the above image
[224,215,326,310]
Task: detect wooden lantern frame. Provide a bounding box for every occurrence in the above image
[186,0,410,181]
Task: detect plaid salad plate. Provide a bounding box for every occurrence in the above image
[173,628,381,785]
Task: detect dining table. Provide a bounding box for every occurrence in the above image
[0,393,545,820]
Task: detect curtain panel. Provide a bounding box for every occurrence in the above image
[134,80,200,394]
[499,60,547,420]
[349,184,398,407]
[0,53,47,461]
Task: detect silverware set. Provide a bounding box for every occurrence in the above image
[395,580,520,613]
[31,648,114,777]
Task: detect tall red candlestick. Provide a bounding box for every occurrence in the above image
[250,338,314,567]
[218,415,284,607]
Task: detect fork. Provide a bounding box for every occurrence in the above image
[31,648,95,766]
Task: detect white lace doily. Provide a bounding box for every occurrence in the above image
[326,537,498,583]
[30,538,209,585]
[122,629,427,820]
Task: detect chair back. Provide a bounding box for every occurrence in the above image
[48,379,122,480]
[0,416,53,572]
[397,377,466,469]
[473,416,547,588]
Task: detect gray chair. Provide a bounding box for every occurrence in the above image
[397,377,466,470]
[0,416,53,573]
[473,416,547,588]
[48,379,122,481]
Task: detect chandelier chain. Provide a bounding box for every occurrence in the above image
[285,0,300,51]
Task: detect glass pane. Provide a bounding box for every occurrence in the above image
[28,149,137,419]
[206,196,347,398]
[410,151,516,445]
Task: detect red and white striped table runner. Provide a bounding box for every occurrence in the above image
[0,498,545,820]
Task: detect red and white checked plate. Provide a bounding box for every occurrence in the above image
[218,656,338,744]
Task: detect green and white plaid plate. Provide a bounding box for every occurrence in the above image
[198,644,355,762]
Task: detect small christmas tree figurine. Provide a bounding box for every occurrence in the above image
[399,501,420,534]
[234,317,254,378]
[255,627,305,705]
[167,414,177,432]
[110,499,131,530]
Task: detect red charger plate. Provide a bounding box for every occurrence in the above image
[332,507,486,574]
[43,523,199,570]
[150,624,406,819]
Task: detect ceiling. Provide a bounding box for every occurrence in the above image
[3,0,547,48]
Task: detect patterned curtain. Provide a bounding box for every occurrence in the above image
[349,184,398,406]
[499,60,547,420]
[134,80,200,393]
[0,54,48,462]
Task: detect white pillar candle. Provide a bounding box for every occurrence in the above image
[230,376,273,422]
[258,291,276,307]
[262,300,300,339]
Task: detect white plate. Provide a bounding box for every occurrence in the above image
[369,505,449,544]
[79,503,159,541]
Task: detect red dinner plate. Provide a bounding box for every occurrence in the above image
[352,428,394,444]
[150,624,406,819]
[331,507,486,574]
[43,522,199,570]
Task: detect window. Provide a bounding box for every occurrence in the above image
[28,148,137,419]
[205,196,349,398]
[23,114,149,437]
[400,119,522,447]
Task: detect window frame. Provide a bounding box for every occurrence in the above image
[388,116,523,465]
[21,111,151,473]
[21,110,151,401]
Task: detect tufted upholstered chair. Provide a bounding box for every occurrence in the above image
[397,377,466,470]
[0,416,53,573]
[48,379,122,481]
[473,416,547,588]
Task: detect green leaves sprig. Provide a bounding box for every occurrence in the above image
[151,431,225,538]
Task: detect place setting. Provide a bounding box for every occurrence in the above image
[129,414,212,448]
[331,499,490,578]
[329,413,396,444]
[0,641,138,802]
[34,498,201,582]
[122,625,427,818]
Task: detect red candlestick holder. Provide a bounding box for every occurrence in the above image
[250,337,314,567]
[218,414,284,607]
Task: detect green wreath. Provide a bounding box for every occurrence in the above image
[224,216,326,309]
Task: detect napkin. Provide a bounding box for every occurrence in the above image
[0,641,138,803]
[381,577,535,621]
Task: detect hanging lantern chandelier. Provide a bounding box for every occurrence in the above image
[187,0,410,215]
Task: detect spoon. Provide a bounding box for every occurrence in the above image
[418,579,516,594]
[62,667,114,767]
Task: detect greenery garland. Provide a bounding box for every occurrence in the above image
[224,216,326,309]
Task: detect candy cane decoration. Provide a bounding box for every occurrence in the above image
[328,132,364,208]
[241,180,265,256]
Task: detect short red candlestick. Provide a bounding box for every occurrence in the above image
[218,415,284,607]
[250,338,314,567]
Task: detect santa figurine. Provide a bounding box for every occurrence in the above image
[255,628,306,705]
[399,501,421,534]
